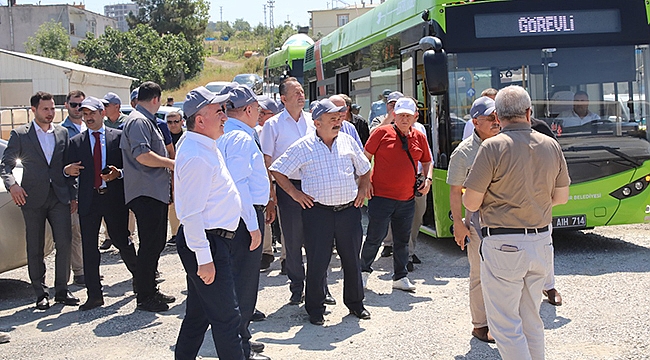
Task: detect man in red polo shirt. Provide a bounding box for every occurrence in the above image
[360,97,432,292]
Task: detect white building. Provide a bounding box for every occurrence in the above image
[0,4,117,52]
[104,3,139,32]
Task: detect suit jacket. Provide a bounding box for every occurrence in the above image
[0,122,76,208]
[67,127,126,217]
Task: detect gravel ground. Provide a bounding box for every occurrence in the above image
[1,223,650,360]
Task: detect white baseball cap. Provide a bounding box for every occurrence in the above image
[393,97,417,115]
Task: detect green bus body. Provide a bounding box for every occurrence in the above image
[263,34,314,97]
[303,0,650,238]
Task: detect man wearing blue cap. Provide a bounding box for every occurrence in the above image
[368,88,391,123]
[270,99,372,326]
[447,95,500,343]
[217,85,270,360]
[103,92,128,129]
[174,86,246,360]
[120,81,175,312]
[64,96,138,311]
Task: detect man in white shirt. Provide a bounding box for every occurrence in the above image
[259,77,315,305]
[174,86,246,360]
[217,85,269,360]
[270,99,372,326]
[557,91,600,128]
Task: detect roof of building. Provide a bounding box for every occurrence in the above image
[0,49,137,81]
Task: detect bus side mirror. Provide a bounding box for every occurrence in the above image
[420,36,449,96]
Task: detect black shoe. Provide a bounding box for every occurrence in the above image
[155,271,165,284]
[381,246,393,257]
[99,239,113,250]
[166,236,176,246]
[349,308,371,320]
[250,341,265,353]
[324,294,336,305]
[137,297,169,312]
[79,297,104,311]
[251,309,266,321]
[132,279,138,294]
[249,351,271,360]
[406,261,414,272]
[280,260,287,275]
[309,315,324,325]
[288,293,304,305]
[154,290,175,304]
[36,295,50,310]
[411,254,421,264]
[73,275,86,286]
[55,290,80,306]
[260,253,274,271]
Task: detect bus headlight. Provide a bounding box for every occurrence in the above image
[634,181,644,191]
[622,187,631,196]
[610,174,650,200]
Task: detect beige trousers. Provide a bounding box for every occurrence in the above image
[70,212,84,276]
[262,222,273,256]
[468,225,487,328]
[381,194,426,256]
[480,231,552,360]
[168,203,180,238]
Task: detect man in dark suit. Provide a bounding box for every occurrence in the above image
[64,97,138,310]
[0,91,79,310]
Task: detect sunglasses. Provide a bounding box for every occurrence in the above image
[167,119,181,124]
[68,102,82,108]
[217,104,227,115]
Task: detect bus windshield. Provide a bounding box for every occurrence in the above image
[446,45,650,181]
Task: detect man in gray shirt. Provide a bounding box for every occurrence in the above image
[120,81,175,312]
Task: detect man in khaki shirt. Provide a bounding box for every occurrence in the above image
[463,85,570,360]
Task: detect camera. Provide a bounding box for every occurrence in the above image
[414,174,426,197]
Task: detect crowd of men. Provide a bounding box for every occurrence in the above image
[0,78,569,360]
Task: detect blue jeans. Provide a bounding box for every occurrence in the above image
[360,196,415,281]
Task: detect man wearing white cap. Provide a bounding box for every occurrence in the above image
[174,86,246,360]
[361,97,432,292]
[270,99,372,326]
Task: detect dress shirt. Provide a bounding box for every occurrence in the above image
[270,132,371,206]
[33,121,55,165]
[175,131,242,265]
[260,109,315,179]
[89,127,107,188]
[217,117,270,232]
[340,120,363,148]
[557,109,600,127]
[73,122,86,134]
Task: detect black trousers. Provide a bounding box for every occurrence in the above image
[175,226,245,360]
[128,196,168,302]
[302,205,365,318]
[79,191,137,299]
[276,180,306,298]
[21,187,72,298]
[232,210,264,357]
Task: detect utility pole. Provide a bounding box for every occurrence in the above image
[267,0,275,53]
[263,4,267,29]
[220,6,223,28]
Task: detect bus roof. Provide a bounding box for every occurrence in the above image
[265,34,314,70]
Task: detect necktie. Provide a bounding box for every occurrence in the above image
[92,131,102,189]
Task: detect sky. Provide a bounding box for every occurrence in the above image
[4,0,361,28]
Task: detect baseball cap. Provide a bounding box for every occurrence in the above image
[102,92,122,105]
[228,85,257,109]
[382,89,392,97]
[393,97,417,115]
[311,99,347,120]
[79,96,105,111]
[183,86,230,118]
[387,91,404,104]
[470,96,496,119]
[351,104,362,110]
[257,95,280,114]
[309,100,319,112]
[130,88,139,101]
[217,82,239,96]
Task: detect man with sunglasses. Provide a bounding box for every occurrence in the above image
[447,96,500,343]
[165,111,184,246]
[217,84,269,360]
[61,90,86,287]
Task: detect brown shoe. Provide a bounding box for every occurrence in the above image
[543,288,563,306]
[472,326,495,343]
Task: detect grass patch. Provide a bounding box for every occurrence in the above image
[163,56,263,102]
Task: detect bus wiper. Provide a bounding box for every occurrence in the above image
[562,145,641,166]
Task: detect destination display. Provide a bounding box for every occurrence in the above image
[475,9,621,39]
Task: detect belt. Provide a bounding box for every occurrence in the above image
[253,204,266,212]
[96,187,108,195]
[481,225,549,237]
[205,228,236,239]
[313,201,355,212]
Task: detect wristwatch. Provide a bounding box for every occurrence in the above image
[426,177,433,181]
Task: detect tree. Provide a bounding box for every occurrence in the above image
[232,19,251,33]
[77,25,204,89]
[127,0,210,42]
[24,20,72,61]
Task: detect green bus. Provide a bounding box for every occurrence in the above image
[263,33,314,98]
[304,0,650,238]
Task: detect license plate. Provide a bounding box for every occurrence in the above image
[552,214,587,229]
